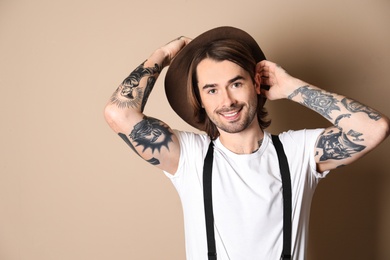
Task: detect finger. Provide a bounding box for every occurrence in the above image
[180,36,192,45]
[258,65,270,75]
[175,36,192,47]
[260,71,270,78]
[258,60,271,70]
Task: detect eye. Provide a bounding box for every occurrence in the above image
[232,82,243,88]
[207,88,217,94]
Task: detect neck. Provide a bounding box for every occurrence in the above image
[218,124,264,154]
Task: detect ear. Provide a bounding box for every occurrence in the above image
[254,73,261,94]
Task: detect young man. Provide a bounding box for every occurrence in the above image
[104,27,389,259]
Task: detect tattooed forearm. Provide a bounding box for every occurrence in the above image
[347,129,364,142]
[118,132,161,166]
[140,76,156,112]
[110,85,142,109]
[316,130,366,161]
[334,114,351,129]
[341,98,382,121]
[110,61,162,110]
[286,85,305,100]
[130,116,173,153]
[121,62,161,101]
[287,85,340,120]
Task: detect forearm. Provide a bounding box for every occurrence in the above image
[258,60,389,169]
[104,48,181,172]
[288,84,389,162]
[287,84,383,125]
[110,49,166,112]
[105,36,191,132]
[104,48,167,132]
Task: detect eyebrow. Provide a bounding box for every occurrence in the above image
[201,75,245,90]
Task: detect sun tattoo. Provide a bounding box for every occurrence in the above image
[118,132,161,166]
[129,116,173,153]
[110,85,143,109]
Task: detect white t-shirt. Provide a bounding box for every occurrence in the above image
[164,129,328,260]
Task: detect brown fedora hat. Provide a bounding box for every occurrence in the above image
[164,26,266,131]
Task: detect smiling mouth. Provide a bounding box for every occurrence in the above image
[222,111,238,117]
[219,107,242,120]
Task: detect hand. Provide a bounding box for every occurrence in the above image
[256,60,304,100]
[161,36,192,67]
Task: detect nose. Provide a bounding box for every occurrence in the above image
[220,88,236,108]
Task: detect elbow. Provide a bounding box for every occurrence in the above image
[104,104,122,132]
[382,115,390,139]
[373,115,390,145]
[103,103,143,133]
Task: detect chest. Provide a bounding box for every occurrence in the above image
[211,153,284,220]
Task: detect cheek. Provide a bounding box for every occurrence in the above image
[199,92,215,109]
[200,98,217,115]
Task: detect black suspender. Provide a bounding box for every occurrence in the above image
[272,135,292,260]
[203,135,292,260]
[203,142,217,260]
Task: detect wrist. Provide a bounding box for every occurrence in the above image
[149,48,169,68]
[285,79,308,100]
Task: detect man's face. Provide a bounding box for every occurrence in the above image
[196,58,260,135]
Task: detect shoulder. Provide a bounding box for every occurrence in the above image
[277,128,325,147]
[173,129,211,164]
[166,130,210,178]
[274,128,329,178]
[173,130,210,147]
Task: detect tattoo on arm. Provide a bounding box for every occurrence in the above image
[117,116,174,166]
[316,130,366,161]
[110,61,162,111]
[146,157,160,166]
[341,98,381,121]
[119,132,140,155]
[130,116,173,153]
[287,85,340,120]
[347,129,364,142]
[334,114,351,129]
[118,132,161,166]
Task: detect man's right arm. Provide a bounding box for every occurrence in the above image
[104,37,191,174]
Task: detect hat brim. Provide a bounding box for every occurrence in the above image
[164,26,266,131]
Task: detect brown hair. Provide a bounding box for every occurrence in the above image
[187,39,271,139]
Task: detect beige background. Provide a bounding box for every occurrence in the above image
[1,0,389,259]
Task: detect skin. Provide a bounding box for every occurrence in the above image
[257,61,390,172]
[104,37,192,174]
[196,59,264,154]
[104,37,390,175]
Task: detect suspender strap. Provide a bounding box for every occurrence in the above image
[271,135,292,260]
[203,135,292,260]
[203,141,217,260]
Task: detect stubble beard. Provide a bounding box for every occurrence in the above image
[209,102,258,134]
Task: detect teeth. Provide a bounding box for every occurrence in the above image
[223,111,238,117]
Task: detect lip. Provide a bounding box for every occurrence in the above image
[219,108,242,121]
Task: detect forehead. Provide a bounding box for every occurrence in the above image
[196,58,249,84]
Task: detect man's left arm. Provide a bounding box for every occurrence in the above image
[257,60,390,172]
